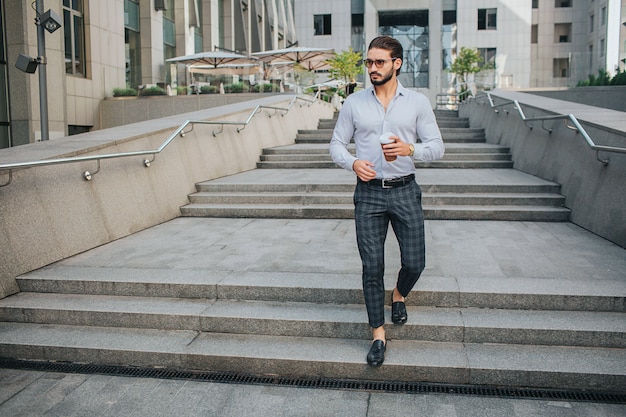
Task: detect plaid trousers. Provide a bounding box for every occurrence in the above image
[354,180,426,328]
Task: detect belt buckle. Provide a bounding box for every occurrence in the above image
[381,178,392,189]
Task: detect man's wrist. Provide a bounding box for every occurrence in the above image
[408,144,415,157]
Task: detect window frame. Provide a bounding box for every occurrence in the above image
[477,8,497,31]
[63,0,87,77]
[314,14,332,36]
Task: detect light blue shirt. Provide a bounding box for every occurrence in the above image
[329,81,445,179]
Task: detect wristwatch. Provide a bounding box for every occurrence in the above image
[408,144,415,157]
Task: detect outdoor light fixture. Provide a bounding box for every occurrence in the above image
[39,9,62,33]
[14,0,62,141]
[15,54,40,74]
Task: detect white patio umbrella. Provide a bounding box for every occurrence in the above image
[166,51,257,67]
[167,51,259,93]
[189,63,261,76]
[252,47,335,92]
[251,47,335,70]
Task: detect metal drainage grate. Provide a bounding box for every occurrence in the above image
[1,357,624,404]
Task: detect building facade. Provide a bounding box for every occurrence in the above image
[0,0,297,148]
[294,0,625,100]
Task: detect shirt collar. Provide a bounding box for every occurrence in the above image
[368,80,407,98]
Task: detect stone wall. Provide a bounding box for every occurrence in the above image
[99,93,280,129]
[460,91,626,248]
[0,95,335,299]
[526,86,626,112]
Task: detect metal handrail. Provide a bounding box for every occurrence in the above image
[0,92,320,187]
[436,82,476,109]
[468,92,626,165]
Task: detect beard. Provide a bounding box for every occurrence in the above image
[369,68,394,86]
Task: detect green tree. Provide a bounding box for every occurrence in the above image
[449,47,483,85]
[327,48,364,95]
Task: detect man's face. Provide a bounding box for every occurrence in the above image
[366,48,400,86]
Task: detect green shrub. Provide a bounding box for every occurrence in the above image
[252,83,274,92]
[609,70,626,85]
[176,86,188,95]
[223,83,245,93]
[577,69,626,86]
[140,86,166,96]
[200,85,218,94]
[113,87,137,97]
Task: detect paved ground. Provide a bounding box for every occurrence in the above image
[1,368,625,417]
[1,216,625,416]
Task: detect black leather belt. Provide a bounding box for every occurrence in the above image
[359,174,415,189]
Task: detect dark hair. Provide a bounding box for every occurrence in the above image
[368,36,403,75]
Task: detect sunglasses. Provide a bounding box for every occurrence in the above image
[364,58,398,68]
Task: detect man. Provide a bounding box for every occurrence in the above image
[329,36,444,366]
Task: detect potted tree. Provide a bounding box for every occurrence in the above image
[449,47,482,101]
[327,48,364,97]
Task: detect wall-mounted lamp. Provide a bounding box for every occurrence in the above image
[15,54,40,74]
[154,0,167,11]
[40,9,62,33]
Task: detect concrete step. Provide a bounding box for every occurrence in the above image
[295,136,487,145]
[296,128,484,140]
[434,109,458,118]
[193,177,564,195]
[262,143,510,155]
[260,153,512,162]
[257,160,514,169]
[436,117,470,128]
[317,114,463,129]
[15,251,624,312]
[1,293,623,348]
[0,322,623,390]
[180,203,570,221]
[187,192,566,207]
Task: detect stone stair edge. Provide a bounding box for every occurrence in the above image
[15,270,623,312]
[1,292,624,349]
[0,322,623,391]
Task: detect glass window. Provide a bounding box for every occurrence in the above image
[478,9,497,30]
[314,14,331,36]
[124,0,141,89]
[553,58,569,77]
[163,0,176,62]
[442,10,456,72]
[194,0,203,53]
[532,0,538,8]
[554,23,571,43]
[600,39,605,56]
[590,14,594,32]
[378,10,429,88]
[531,25,538,43]
[555,0,571,7]
[477,48,496,69]
[63,0,86,76]
[601,7,606,25]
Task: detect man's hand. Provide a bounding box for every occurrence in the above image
[352,159,377,182]
[382,136,412,157]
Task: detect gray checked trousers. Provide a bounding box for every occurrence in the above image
[354,180,426,328]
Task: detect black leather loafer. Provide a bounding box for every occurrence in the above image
[391,300,408,324]
[366,339,386,366]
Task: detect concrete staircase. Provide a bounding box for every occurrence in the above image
[1,110,624,392]
[180,110,570,222]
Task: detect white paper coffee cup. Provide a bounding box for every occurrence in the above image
[379,132,396,161]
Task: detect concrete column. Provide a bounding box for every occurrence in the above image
[140,0,164,85]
